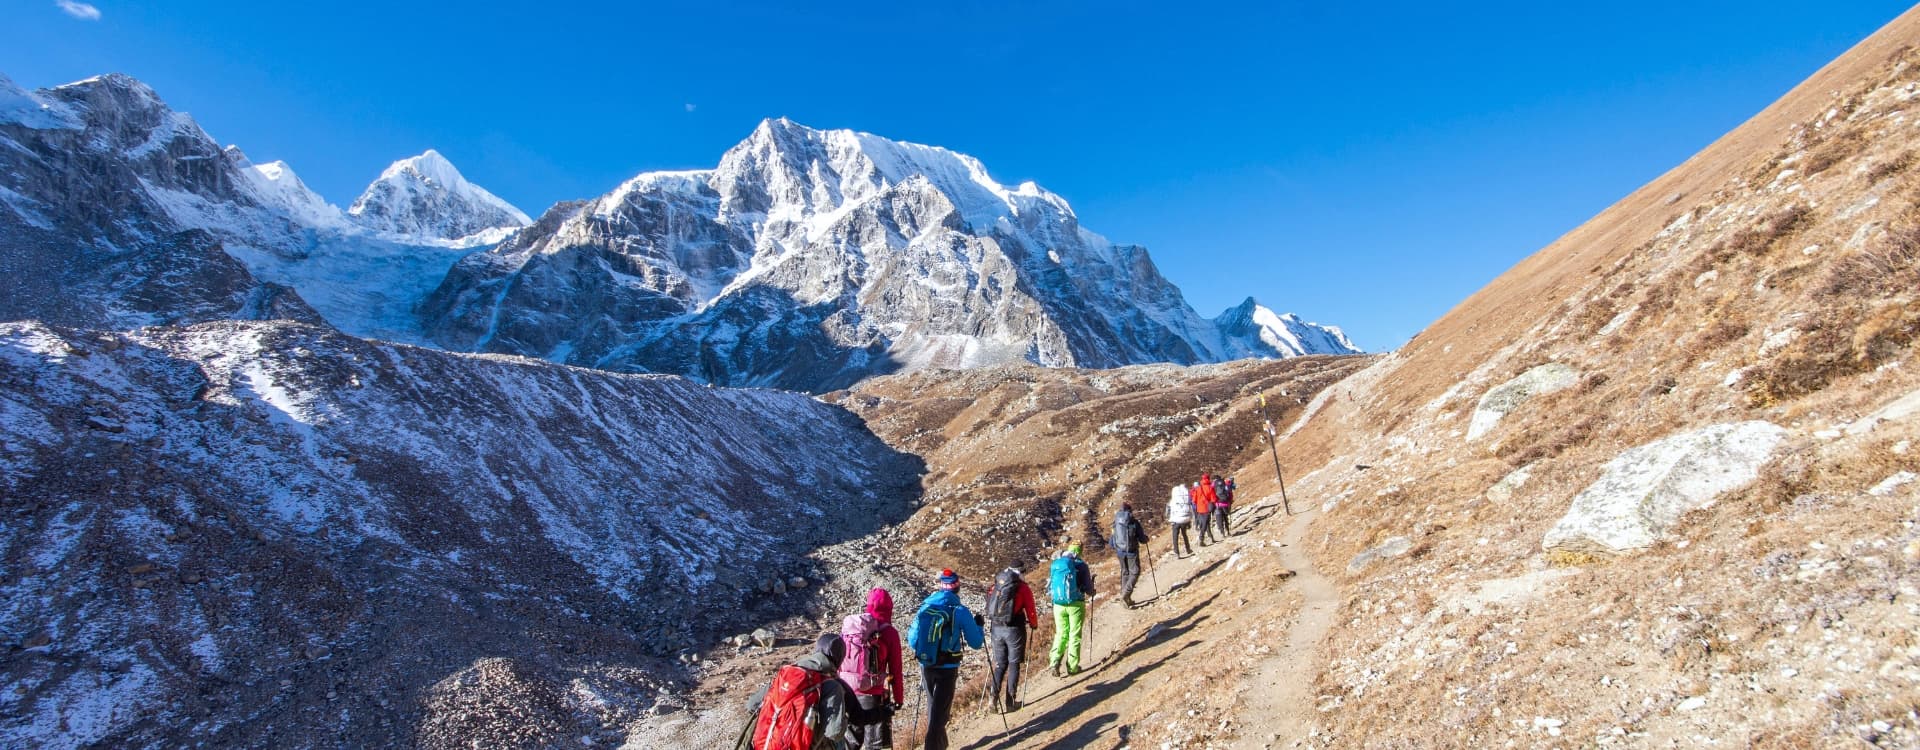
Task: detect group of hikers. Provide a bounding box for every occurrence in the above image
[736,473,1236,750]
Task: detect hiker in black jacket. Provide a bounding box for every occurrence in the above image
[1112,503,1149,608]
[981,567,1039,713]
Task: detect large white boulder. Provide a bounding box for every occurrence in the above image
[1542,421,1790,554]
[1467,363,1580,441]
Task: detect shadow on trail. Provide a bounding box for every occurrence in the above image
[1160,557,1230,598]
[962,596,1217,750]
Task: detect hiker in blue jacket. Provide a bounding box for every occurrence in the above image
[906,569,985,750]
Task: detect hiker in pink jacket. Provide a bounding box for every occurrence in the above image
[840,587,906,749]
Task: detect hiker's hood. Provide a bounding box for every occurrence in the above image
[866,587,894,620]
[795,649,839,674]
[922,589,963,608]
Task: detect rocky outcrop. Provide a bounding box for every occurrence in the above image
[1466,363,1580,441]
[1541,421,1790,554]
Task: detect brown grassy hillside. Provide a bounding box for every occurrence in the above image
[1265,7,1920,747]
[827,355,1372,578]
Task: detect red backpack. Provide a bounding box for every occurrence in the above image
[838,613,888,694]
[750,664,832,750]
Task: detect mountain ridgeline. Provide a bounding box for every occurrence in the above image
[419,118,1359,390]
[1,73,1356,393]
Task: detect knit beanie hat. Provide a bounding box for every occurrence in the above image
[937,569,961,590]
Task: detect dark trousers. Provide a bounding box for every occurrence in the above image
[988,625,1026,707]
[1196,511,1215,545]
[1170,522,1192,555]
[850,693,893,749]
[1215,504,1231,535]
[921,666,959,750]
[1117,552,1141,601]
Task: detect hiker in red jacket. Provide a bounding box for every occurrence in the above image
[1193,477,1217,546]
[840,588,906,749]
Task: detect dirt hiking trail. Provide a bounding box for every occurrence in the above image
[945,491,1338,749]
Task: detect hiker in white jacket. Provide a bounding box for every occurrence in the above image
[1166,484,1195,557]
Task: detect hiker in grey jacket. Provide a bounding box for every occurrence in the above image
[1112,503,1148,608]
[1166,484,1194,557]
[735,633,893,750]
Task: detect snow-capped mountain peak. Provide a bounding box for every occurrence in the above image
[714,117,1077,239]
[241,156,347,228]
[347,149,531,241]
[1215,297,1362,358]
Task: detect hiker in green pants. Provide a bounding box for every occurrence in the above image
[1046,543,1095,676]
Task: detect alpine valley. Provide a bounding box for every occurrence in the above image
[9,5,1920,747]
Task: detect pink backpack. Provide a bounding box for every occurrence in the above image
[838,613,888,694]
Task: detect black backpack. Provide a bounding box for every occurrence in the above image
[984,569,1021,626]
[1112,513,1138,553]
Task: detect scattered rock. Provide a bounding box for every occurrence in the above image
[1347,536,1413,573]
[751,628,776,649]
[1485,463,1535,504]
[773,579,787,596]
[22,632,51,649]
[85,416,126,433]
[1468,364,1580,441]
[126,563,155,575]
[1845,387,1920,435]
[1677,696,1707,711]
[1542,421,1789,554]
[1867,471,1916,497]
[304,645,331,660]
[787,576,809,590]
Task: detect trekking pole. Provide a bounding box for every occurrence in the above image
[1146,542,1160,599]
[909,671,922,750]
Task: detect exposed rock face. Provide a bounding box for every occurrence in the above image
[1541,421,1790,554]
[1466,362,1579,441]
[0,73,528,342]
[421,119,1359,391]
[347,150,531,241]
[0,320,920,749]
[0,74,324,330]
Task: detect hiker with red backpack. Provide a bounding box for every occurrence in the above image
[906,570,985,750]
[840,588,905,749]
[981,567,1038,714]
[1193,478,1217,547]
[735,633,895,750]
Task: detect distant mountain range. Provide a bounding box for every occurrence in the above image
[0,72,1359,391]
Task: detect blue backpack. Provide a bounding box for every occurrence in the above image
[1049,556,1083,605]
[909,604,961,667]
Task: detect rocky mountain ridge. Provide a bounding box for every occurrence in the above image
[419,117,1359,391]
[0,319,922,749]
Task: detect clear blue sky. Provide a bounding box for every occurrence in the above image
[5,1,1914,350]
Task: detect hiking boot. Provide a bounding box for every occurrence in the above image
[1122,596,1135,609]
[1004,698,1022,712]
[1051,662,1063,678]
